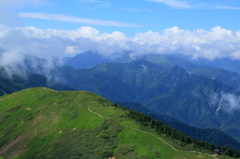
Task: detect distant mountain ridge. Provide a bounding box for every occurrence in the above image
[63,51,240,73]
[13,53,240,143]
[0,66,76,96]
[63,51,133,69]
[63,51,240,89]
[56,59,240,142]
[64,51,111,69]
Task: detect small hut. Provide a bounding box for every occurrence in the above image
[213,149,220,155]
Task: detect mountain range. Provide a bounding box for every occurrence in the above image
[62,59,240,142]
[8,52,240,143]
[63,51,240,89]
[2,51,240,158]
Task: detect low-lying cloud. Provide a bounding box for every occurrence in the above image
[221,93,240,112]
[209,92,240,113]
[1,25,240,61]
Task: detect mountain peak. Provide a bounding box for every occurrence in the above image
[163,65,191,87]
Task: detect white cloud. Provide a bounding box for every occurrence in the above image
[209,92,240,113]
[221,93,240,112]
[214,5,240,10]
[146,0,191,9]
[65,46,79,54]
[0,25,240,62]
[1,24,240,79]
[0,49,26,77]
[18,12,143,27]
[146,0,240,10]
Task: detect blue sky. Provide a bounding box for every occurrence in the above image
[0,0,240,61]
[10,0,240,34]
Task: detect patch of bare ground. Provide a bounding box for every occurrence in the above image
[0,135,26,158]
[32,115,45,125]
[52,114,58,123]
[108,157,116,159]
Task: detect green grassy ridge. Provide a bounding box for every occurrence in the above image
[0,87,218,159]
[117,102,240,150]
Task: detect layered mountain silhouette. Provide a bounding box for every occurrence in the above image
[0,66,76,96]
[6,53,240,143]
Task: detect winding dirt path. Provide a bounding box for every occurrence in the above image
[86,107,217,158]
[126,126,217,158]
[87,107,104,119]
[126,126,178,150]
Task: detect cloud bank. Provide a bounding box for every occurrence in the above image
[1,25,240,79]
[0,25,240,62]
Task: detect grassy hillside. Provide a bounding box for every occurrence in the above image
[0,87,226,159]
[117,102,240,150]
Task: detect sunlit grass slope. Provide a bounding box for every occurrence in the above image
[0,87,217,158]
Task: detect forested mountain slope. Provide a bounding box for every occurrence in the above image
[0,67,75,96]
